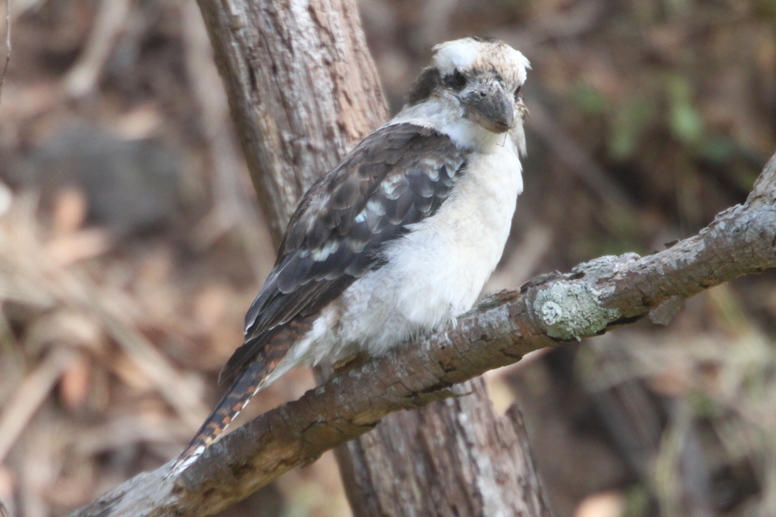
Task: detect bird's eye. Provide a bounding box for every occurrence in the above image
[514,85,522,100]
[444,69,467,91]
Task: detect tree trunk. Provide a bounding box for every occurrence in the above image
[196,1,550,515]
[336,380,549,516]
[197,0,386,241]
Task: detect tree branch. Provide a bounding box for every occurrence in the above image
[0,0,9,105]
[71,154,776,517]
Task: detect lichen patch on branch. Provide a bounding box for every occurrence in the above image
[533,281,620,341]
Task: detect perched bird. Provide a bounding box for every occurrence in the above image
[168,37,530,476]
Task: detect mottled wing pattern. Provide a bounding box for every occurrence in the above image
[219,123,467,384]
[168,123,467,478]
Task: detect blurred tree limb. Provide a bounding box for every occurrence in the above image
[70,149,776,514]
[0,0,10,104]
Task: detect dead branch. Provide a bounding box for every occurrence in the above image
[70,153,776,517]
[63,0,130,97]
[0,0,10,105]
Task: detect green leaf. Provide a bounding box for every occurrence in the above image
[608,96,654,161]
[664,74,704,144]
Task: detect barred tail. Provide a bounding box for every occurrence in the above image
[165,359,272,479]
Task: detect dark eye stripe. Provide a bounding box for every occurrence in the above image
[443,69,467,91]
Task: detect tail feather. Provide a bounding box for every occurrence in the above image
[166,316,314,480]
[165,359,274,479]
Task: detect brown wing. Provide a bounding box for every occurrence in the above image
[219,123,467,384]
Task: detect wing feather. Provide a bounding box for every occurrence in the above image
[221,123,467,384]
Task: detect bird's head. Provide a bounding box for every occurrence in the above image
[407,37,530,139]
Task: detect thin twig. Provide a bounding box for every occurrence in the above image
[0,347,78,463]
[63,0,130,97]
[0,0,11,105]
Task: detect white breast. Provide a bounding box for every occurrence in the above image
[268,122,524,378]
[333,136,523,358]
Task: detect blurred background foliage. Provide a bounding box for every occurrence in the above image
[0,0,775,516]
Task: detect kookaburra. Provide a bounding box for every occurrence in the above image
[169,37,530,476]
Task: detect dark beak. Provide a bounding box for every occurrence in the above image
[462,82,515,134]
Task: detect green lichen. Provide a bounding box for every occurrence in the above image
[533,281,620,340]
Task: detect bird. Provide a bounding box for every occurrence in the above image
[168,36,530,477]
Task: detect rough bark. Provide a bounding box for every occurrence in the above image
[69,152,776,516]
[196,0,386,243]
[336,379,547,517]
[196,1,550,516]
